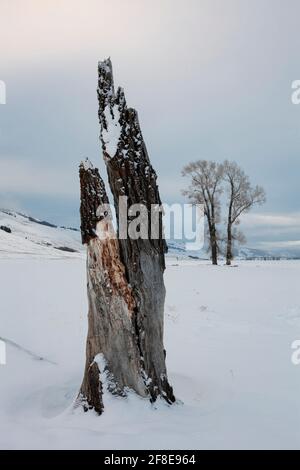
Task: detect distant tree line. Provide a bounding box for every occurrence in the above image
[182,160,266,265]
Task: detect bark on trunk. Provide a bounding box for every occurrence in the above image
[226,222,232,265]
[208,222,218,265]
[207,204,218,265]
[226,196,233,266]
[211,238,218,265]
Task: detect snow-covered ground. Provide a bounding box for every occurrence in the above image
[0,255,299,449]
[0,210,83,258]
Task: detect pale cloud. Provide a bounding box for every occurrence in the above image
[258,240,300,249]
[241,212,300,229]
[0,157,78,198]
[239,212,300,250]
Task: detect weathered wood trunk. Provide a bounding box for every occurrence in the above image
[97,59,175,404]
[78,160,147,414]
[77,59,175,414]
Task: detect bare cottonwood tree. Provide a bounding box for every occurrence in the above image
[223,160,266,265]
[182,160,224,265]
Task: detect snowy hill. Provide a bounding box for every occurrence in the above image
[0,209,83,258]
[1,209,297,260]
[167,241,208,259]
[167,240,285,260]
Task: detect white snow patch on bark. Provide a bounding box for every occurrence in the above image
[81,158,94,171]
[102,105,121,158]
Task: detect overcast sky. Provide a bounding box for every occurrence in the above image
[0,0,300,249]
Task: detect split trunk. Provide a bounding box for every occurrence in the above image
[78,59,175,414]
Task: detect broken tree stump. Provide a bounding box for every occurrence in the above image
[77,59,175,414]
